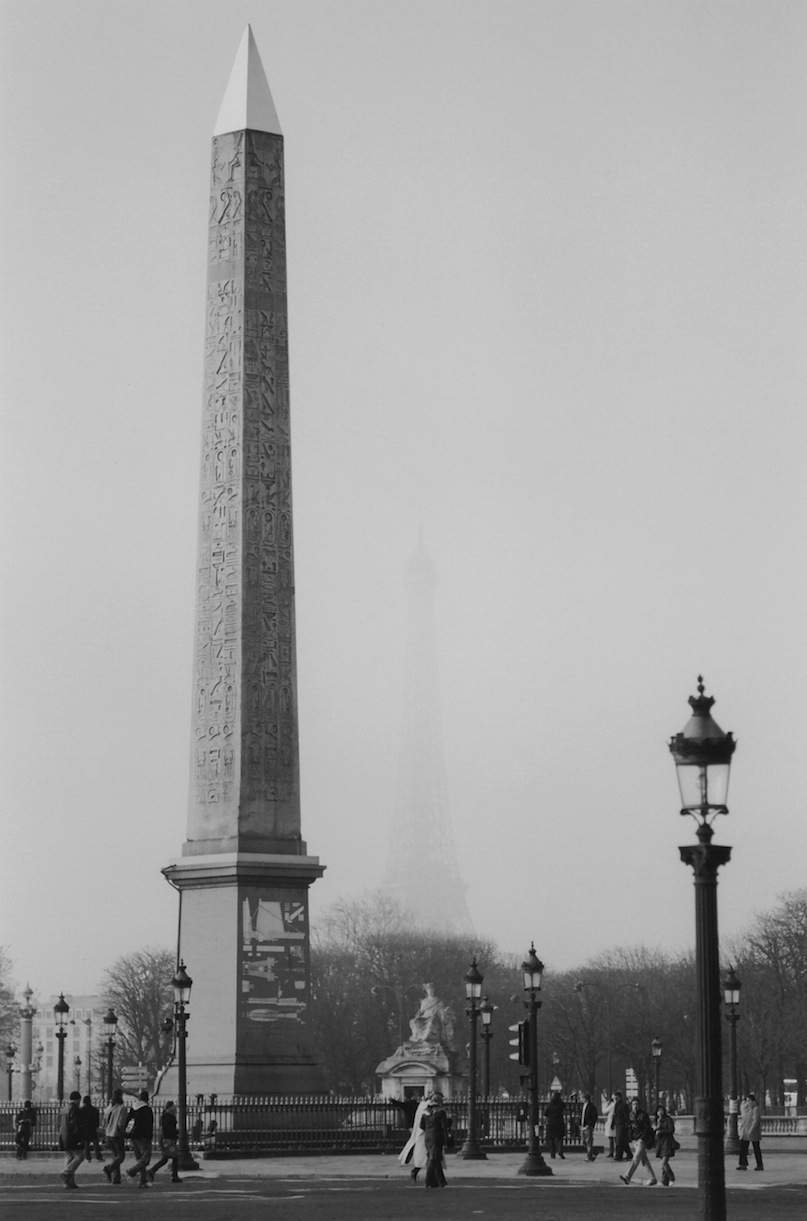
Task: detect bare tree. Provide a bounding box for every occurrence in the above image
[0,947,17,1063]
[99,946,174,1079]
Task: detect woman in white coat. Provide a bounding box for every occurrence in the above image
[398,1095,431,1181]
[603,1094,617,1158]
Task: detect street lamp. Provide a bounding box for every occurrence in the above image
[54,994,70,1102]
[670,676,735,1221]
[459,958,486,1159]
[73,1055,82,1093]
[723,966,742,1155]
[172,961,199,1172]
[19,985,36,1100]
[5,1043,16,1101]
[651,1037,662,1110]
[103,1008,118,1099]
[517,944,552,1177]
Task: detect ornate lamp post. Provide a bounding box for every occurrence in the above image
[670,676,735,1221]
[651,1037,662,1110]
[54,993,70,1102]
[172,961,199,1172]
[103,1008,118,1099]
[723,966,742,1155]
[19,985,36,1100]
[517,944,552,1177]
[5,1043,16,1101]
[459,958,486,1159]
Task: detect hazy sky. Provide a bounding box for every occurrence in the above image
[1,0,805,999]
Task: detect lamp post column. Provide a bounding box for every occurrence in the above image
[724,1008,740,1154]
[680,824,730,1221]
[670,677,735,1221]
[172,962,199,1173]
[480,996,494,1098]
[723,967,742,1156]
[19,986,36,1101]
[54,993,70,1103]
[460,959,486,1160]
[5,1044,16,1101]
[651,1038,662,1111]
[517,945,552,1177]
[103,1008,118,1100]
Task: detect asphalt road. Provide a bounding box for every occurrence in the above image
[3,1175,807,1221]
[2,1143,805,1220]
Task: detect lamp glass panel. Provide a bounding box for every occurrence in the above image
[676,761,730,809]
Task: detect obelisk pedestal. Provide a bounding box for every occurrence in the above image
[161,26,324,1097]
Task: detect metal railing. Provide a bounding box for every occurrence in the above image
[2,1098,803,1156]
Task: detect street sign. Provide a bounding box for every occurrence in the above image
[121,1063,149,1089]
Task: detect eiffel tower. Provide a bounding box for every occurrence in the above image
[382,540,474,933]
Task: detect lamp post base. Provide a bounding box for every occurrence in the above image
[518,1150,553,1176]
[178,1142,200,1172]
[724,1117,740,1157]
[459,1135,487,1160]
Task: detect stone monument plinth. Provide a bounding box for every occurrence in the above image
[375,984,464,1100]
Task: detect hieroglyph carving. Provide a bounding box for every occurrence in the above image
[190,131,300,841]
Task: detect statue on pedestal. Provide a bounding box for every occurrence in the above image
[407,983,456,1051]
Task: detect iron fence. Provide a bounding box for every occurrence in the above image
[1,1098,803,1156]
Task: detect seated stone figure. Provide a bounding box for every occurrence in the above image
[408,984,455,1049]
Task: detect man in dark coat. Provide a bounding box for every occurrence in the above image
[59,1091,86,1188]
[612,1091,631,1161]
[125,1090,154,1187]
[80,1095,103,1162]
[581,1092,598,1161]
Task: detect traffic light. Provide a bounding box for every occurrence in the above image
[508,1019,530,1066]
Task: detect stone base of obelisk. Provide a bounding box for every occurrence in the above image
[159,853,325,1096]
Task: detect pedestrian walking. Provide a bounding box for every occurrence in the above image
[420,1092,453,1188]
[147,1100,183,1183]
[103,1088,129,1183]
[737,1092,764,1171]
[14,1101,36,1159]
[612,1091,631,1160]
[398,1094,430,1182]
[603,1093,616,1157]
[58,1090,86,1189]
[80,1094,104,1162]
[618,1097,658,1186]
[545,1091,566,1159]
[653,1104,677,1185]
[125,1089,154,1187]
[580,1092,598,1161]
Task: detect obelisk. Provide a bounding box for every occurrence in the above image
[162,26,324,1096]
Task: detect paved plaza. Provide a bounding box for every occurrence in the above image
[2,1137,805,1220]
